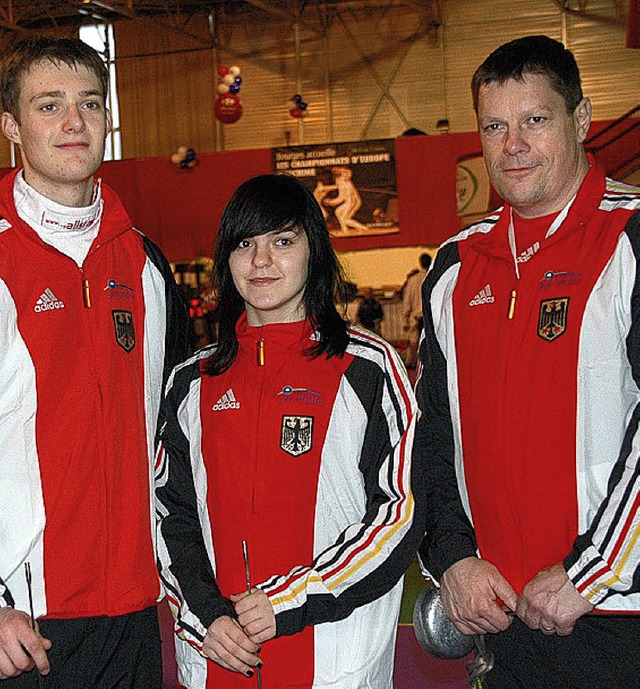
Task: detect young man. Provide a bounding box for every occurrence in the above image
[416,35,640,687]
[0,37,188,687]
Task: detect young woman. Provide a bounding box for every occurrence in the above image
[156,174,421,689]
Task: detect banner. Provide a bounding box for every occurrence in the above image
[272,139,398,238]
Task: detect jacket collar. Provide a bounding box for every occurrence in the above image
[468,153,605,262]
[0,167,133,250]
[236,312,315,360]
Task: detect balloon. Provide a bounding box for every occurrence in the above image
[217,65,229,78]
[229,65,241,77]
[290,107,303,118]
[229,84,240,94]
[214,94,243,124]
[217,83,230,95]
[222,73,235,86]
[172,146,197,169]
[299,101,307,110]
[234,76,243,86]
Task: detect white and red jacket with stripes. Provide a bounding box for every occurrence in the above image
[0,168,189,620]
[156,315,422,688]
[416,157,640,612]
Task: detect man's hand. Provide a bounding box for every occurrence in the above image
[440,557,518,635]
[202,616,261,676]
[516,563,593,636]
[231,589,276,644]
[0,607,51,679]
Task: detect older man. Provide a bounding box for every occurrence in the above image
[416,35,640,687]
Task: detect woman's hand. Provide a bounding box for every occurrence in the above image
[231,589,277,644]
[202,615,262,677]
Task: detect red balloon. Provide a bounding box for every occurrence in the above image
[290,107,303,118]
[217,65,229,78]
[214,94,243,124]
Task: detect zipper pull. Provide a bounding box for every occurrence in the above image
[256,339,265,366]
[507,289,516,320]
[82,278,91,308]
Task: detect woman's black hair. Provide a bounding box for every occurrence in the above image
[205,173,350,375]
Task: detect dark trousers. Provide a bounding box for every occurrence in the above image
[484,615,640,689]
[4,606,162,689]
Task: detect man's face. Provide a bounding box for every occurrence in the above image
[477,72,591,218]
[1,60,110,206]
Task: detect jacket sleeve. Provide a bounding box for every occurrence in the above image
[565,210,640,604]
[155,358,236,652]
[0,284,24,612]
[414,243,478,582]
[262,337,422,637]
[142,235,191,386]
[0,295,13,609]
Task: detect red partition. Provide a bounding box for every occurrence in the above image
[97,148,272,261]
[0,122,626,262]
[97,132,484,259]
[93,132,482,259]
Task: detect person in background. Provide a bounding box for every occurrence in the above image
[0,36,188,687]
[402,252,432,368]
[401,127,427,136]
[357,286,384,335]
[415,35,640,687]
[156,173,423,689]
[339,280,361,324]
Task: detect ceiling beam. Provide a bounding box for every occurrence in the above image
[76,0,212,44]
[241,0,324,35]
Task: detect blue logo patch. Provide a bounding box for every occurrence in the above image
[104,279,135,299]
[277,385,324,405]
[540,270,581,290]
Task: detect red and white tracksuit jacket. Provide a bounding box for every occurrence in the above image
[416,157,640,612]
[0,168,189,620]
[156,315,422,688]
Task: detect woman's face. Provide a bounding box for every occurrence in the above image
[228,226,310,326]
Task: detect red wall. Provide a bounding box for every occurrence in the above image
[0,120,632,262]
[97,147,272,261]
[93,131,482,261]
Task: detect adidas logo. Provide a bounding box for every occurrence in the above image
[34,288,65,313]
[212,388,240,411]
[469,284,495,306]
[517,241,540,263]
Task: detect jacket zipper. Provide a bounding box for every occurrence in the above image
[256,338,265,366]
[253,336,266,519]
[507,289,517,319]
[82,276,91,308]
